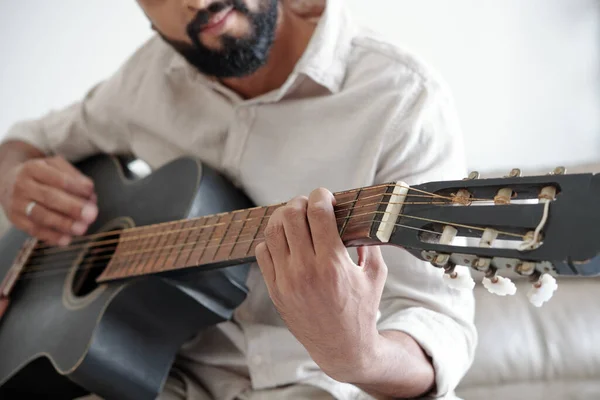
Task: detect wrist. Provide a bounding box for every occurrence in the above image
[328,331,436,399]
[322,332,385,384]
[0,140,45,169]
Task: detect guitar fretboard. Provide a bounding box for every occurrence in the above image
[97,184,395,282]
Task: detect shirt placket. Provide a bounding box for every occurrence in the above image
[221,105,255,185]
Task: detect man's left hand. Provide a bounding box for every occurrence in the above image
[255,188,388,382]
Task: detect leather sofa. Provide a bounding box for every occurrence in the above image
[1,163,599,400]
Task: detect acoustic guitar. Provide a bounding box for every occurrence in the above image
[1,154,599,399]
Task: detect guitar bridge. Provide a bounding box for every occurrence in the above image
[0,238,38,321]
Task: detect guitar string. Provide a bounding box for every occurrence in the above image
[24,195,525,268]
[23,204,446,268]
[26,198,450,260]
[19,206,528,278]
[8,183,532,281]
[27,188,457,253]
[29,183,496,252]
[27,188,498,259]
[16,219,443,281]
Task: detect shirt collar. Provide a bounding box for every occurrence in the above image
[290,0,355,94]
[165,0,355,95]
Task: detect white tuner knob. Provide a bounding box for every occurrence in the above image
[443,269,475,291]
[482,276,517,296]
[527,274,558,307]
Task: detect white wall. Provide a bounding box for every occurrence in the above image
[1,0,599,173]
[0,0,152,134]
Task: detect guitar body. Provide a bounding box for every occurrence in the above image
[0,155,254,400]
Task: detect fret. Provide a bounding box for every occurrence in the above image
[341,185,389,245]
[174,219,202,268]
[212,212,238,261]
[127,228,151,275]
[224,210,251,260]
[100,229,133,281]
[142,224,170,273]
[236,207,268,259]
[337,188,362,238]
[129,226,154,275]
[202,213,233,264]
[151,221,184,273]
[139,225,164,273]
[248,206,277,257]
[188,216,214,267]
[114,230,139,278]
[97,183,397,284]
[170,220,195,269]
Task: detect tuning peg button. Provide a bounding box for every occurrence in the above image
[482,276,517,296]
[443,269,475,291]
[527,274,558,307]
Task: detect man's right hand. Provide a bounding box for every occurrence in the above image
[0,156,98,247]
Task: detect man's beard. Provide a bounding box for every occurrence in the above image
[161,0,278,78]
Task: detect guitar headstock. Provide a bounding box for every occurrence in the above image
[385,166,600,307]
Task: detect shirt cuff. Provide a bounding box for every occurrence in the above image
[377,306,477,398]
[2,120,53,155]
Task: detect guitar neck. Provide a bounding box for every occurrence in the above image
[97,183,404,282]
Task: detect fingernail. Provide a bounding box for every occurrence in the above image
[81,203,98,223]
[58,236,71,247]
[72,221,87,235]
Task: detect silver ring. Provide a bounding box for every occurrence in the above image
[25,201,36,217]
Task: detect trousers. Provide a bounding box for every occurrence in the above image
[76,371,336,400]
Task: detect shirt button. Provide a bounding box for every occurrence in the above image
[252,355,263,365]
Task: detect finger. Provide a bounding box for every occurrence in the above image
[46,156,86,178]
[13,198,87,236]
[28,158,94,199]
[255,242,276,285]
[264,208,290,266]
[12,215,71,247]
[307,188,345,256]
[280,196,315,258]
[23,179,98,224]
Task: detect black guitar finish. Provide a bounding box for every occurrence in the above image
[392,172,600,277]
[0,155,254,400]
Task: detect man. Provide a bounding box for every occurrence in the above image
[0,0,477,398]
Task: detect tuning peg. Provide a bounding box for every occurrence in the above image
[463,171,480,180]
[508,168,522,178]
[527,274,558,307]
[539,186,557,202]
[494,188,513,204]
[479,228,498,248]
[443,268,476,291]
[482,275,517,296]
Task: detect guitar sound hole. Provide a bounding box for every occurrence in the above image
[72,229,122,297]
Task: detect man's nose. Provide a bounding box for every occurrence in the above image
[182,0,213,11]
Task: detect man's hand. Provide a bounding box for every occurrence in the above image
[0,156,98,247]
[255,188,388,382]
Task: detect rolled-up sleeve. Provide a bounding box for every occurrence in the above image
[374,77,477,397]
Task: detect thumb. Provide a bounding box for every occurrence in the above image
[357,245,387,281]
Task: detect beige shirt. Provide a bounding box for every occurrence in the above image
[3,0,477,398]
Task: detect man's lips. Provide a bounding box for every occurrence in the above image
[200,7,234,33]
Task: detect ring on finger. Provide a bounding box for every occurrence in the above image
[25,201,37,217]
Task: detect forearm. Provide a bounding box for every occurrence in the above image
[0,140,46,174]
[342,331,435,399]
